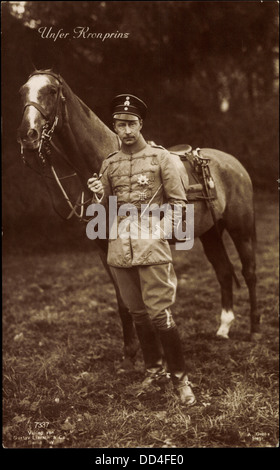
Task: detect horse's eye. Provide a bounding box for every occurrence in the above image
[50,87,57,95]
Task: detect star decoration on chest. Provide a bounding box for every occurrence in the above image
[137,174,149,185]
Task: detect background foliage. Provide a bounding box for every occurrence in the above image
[1,1,279,248]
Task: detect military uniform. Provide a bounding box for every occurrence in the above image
[99,141,188,329]
[91,94,195,405]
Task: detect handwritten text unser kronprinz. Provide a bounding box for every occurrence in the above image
[37,26,130,42]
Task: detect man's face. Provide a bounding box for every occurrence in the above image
[113,118,143,146]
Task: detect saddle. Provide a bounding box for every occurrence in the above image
[170,145,217,203]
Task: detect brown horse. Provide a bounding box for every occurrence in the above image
[17,70,260,362]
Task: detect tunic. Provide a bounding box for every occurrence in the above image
[98,140,188,268]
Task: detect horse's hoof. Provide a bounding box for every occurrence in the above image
[250,332,262,342]
[216,332,229,340]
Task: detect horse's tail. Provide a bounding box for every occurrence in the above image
[253,216,257,245]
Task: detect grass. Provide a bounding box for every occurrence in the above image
[2,192,279,448]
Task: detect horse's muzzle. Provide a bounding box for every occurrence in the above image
[17,127,40,150]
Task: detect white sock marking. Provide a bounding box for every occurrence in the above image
[216,309,235,338]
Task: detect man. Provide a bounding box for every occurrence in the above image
[88,94,195,405]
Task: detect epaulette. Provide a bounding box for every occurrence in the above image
[106,151,119,159]
[150,143,166,150]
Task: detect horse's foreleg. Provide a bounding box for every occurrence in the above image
[97,247,139,366]
[112,277,139,367]
[200,226,235,339]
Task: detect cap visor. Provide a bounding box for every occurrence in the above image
[113,113,140,121]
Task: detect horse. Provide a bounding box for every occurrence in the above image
[17,70,260,365]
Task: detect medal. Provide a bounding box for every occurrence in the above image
[139,191,147,201]
[137,174,149,185]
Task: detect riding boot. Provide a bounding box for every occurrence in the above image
[158,327,196,405]
[134,322,168,386]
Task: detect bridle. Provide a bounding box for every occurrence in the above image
[21,71,64,164]
[19,71,94,223]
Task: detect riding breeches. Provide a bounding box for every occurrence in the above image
[110,263,177,330]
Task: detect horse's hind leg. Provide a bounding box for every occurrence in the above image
[200,224,235,339]
[227,231,260,340]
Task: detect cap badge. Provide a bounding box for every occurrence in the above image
[137,174,149,185]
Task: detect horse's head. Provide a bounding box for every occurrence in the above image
[17,70,64,152]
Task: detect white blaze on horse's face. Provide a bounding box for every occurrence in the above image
[24,75,51,129]
[18,73,60,150]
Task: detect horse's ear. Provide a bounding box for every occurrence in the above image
[51,64,61,76]
[23,61,36,78]
[53,66,64,86]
